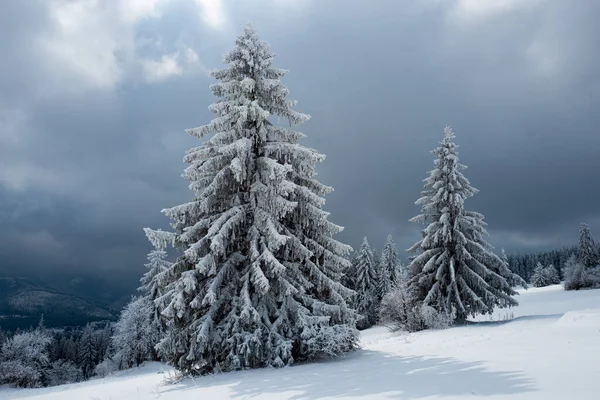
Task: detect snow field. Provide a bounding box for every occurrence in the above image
[3,284,599,400]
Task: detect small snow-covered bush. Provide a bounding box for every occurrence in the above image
[94,358,118,378]
[564,255,600,291]
[0,331,51,388]
[379,285,425,332]
[531,263,561,287]
[420,305,452,330]
[46,360,82,386]
[303,325,359,360]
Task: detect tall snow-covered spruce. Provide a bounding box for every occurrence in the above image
[154,25,358,374]
[408,126,525,323]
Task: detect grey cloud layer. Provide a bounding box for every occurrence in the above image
[0,0,599,289]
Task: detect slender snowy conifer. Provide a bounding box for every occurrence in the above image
[578,223,599,268]
[378,234,400,297]
[352,237,379,329]
[408,126,525,323]
[155,25,358,374]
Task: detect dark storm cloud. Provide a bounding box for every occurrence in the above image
[0,0,599,295]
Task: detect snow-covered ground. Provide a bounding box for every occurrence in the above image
[3,285,600,399]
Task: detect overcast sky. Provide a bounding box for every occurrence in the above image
[1,0,599,287]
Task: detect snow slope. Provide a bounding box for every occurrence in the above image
[3,285,600,399]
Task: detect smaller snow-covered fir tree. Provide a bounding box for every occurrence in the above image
[111,296,161,370]
[578,223,599,268]
[46,360,82,386]
[408,126,525,323]
[377,234,400,298]
[352,237,379,329]
[564,254,600,291]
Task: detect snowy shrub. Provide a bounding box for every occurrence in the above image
[94,358,118,378]
[303,325,359,359]
[531,263,560,287]
[420,305,452,330]
[564,255,600,291]
[379,285,426,332]
[45,360,82,386]
[544,265,561,285]
[564,260,586,290]
[0,331,51,388]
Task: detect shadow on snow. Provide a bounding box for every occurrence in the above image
[163,349,536,399]
[466,313,565,326]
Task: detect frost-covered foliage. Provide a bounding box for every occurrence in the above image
[111,296,161,370]
[507,246,576,282]
[46,360,82,386]
[140,247,171,301]
[152,25,358,375]
[530,263,549,287]
[544,265,560,285]
[94,358,118,378]
[379,284,424,332]
[408,126,525,323]
[139,236,172,338]
[420,304,452,330]
[578,223,599,268]
[564,255,600,291]
[0,327,7,345]
[0,330,51,388]
[379,283,451,332]
[351,237,379,329]
[377,234,401,298]
[531,263,561,287]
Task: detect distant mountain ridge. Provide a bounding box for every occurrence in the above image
[0,276,118,331]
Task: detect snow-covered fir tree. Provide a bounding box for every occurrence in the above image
[578,223,599,268]
[352,237,379,329]
[111,296,161,370]
[153,25,358,374]
[377,234,400,298]
[408,126,525,323]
